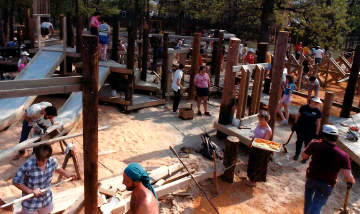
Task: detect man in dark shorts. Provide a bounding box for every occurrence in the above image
[302,125,355,214]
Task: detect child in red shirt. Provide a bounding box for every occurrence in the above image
[245,48,255,65]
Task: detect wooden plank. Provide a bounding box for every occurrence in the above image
[149,34,218,42]
[82,35,99,213]
[232,63,269,72]
[32,14,51,17]
[0,85,82,98]
[149,163,184,184]
[0,77,82,90]
[99,150,116,156]
[168,49,191,54]
[214,121,251,145]
[99,187,116,197]
[163,169,195,184]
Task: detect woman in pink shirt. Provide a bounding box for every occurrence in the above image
[194,66,211,116]
[89,11,101,35]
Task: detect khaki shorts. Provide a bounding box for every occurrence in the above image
[21,202,54,214]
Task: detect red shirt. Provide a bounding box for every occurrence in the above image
[295,44,302,52]
[245,54,254,64]
[304,141,351,187]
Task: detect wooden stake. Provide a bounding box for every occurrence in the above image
[268,31,289,140]
[211,29,219,76]
[189,33,201,100]
[212,150,219,193]
[321,91,334,127]
[236,68,249,119]
[141,28,149,81]
[216,38,240,139]
[214,31,224,87]
[37,16,41,50]
[161,33,169,99]
[340,45,360,118]
[222,136,239,183]
[126,26,135,105]
[81,35,99,214]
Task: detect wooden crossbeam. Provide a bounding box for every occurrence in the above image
[0,77,82,90]
[0,85,82,98]
[168,49,191,54]
[232,63,269,72]
[149,34,219,42]
[32,14,51,18]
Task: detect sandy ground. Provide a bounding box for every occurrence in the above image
[0,90,359,214]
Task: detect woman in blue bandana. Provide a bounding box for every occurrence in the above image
[123,163,159,214]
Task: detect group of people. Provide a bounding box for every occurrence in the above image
[89,11,111,62]
[288,41,326,64]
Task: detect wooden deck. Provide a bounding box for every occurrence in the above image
[126,93,165,111]
[99,83,130,106]
[134,80,159,92]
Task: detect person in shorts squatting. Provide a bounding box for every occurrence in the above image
[307,76,320,101]
[13,144,76,214]
[277,74,294,125]
[302,125,355,214]
[99,19,111,61]
[194,66,211,116]
[40,22,55,39]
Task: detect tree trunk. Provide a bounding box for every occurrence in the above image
[0,19,5,47]
[258,0,275,43]
[9,0,15,41]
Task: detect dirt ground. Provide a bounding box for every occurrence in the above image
[0,65,359,213]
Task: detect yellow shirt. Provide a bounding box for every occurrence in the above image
[303,47,310,56]
[265,52,272,63]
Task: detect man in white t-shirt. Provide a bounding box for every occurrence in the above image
[314,46,324,64]
[13,102,58,160]
[41,22,55,39]
[307,76,320,101]
[172,64,184,113]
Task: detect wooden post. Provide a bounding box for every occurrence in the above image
[37,16,41,50]
[321,91,334,127]
[126,26,135,105]
[189,33,201,100]
[29,18,36,49]
[340,45,360,118]
[216,38,240,139]
[81,35,99,214]
[236,68,249,119]
[179,53,186,65]
[60,14,64,40]
[211,29,219,75]
[23,9,30,45]
[17,27,23,45]
[221,136,239,183]
[250,67,261,115]
[76,16,83,54]
[255,67,265,114]
[111,14,119,62]
[256,43,268,63]
[268,31,289,140]
[324,53,331,86]
[214,31,224,87]
[141,28,149,81]
[66,12,74,48]
[62,17,67,75]
[161,33,169,99]
[212,150,219,193]
[138,26,142,70]
[297,65,303,90]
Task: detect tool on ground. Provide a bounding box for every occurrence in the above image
[343,182,353,212]
[170,146,220,214]
[0,177,72,211]
[212,150,219,193]
[282,131,294,153]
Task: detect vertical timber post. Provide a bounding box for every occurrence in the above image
[340,45,360,118]
[141,28,149,81]
[321,91,334,127]
[76,16,83,74]
[268,31,289,140]
[214,31,224,87]
[222,136,239,183]
[189,33,201,100]
[81,35,99,214]
[161,33,169,99]
[126,26,135,105]
[216,38,240,139]
[211,29,219,76]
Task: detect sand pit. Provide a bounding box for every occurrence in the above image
[0,83,359,213]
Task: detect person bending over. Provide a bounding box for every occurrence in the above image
[123,163,159,214]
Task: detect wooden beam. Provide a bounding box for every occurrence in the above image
[0,77,82,90]
[60,14,64,40]
[111,14,119,62]
[189,33,201,100]
[63,17,67,75]
[214,31,224,87]
[37,16,41,50]
[32,14,51,18]
[222,136,239,183]
[161,33,169,99]
[211,29,219,76]
[232,63,270,72]
[150,34,218,42]
[217,38,240,139]
[82,34,99,213]
[341,45,360,118]
[141,28,149,81]
[321,91,334,127]
[168,49,191,54]
[76,16,83,54]
[126,26,135,105]
[63,193,84,214]
[236,68,249,119]
[0,85,82,98]
[268,31,289,140]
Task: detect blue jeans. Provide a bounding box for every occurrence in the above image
[304,178,334,214]
[19,120,41,154]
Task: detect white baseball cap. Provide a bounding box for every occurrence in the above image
[13,37,17,41]
[20,44,26,48]
[21,51,30,56]
[311,97,322,103]
[323,124,338,135]
[248,48,254,53]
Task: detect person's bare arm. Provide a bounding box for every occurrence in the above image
[23,113,32,123]
[176,78,183,89]
[13,182,42,197]
[55,168,76,180]
[295,113,301,123]
[341,169,355,184]
[50,118,55,125]
[264,130,272,140]
[315,118,321,135]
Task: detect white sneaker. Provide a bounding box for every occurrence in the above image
[280,119,288,125]
[111,90,117,97]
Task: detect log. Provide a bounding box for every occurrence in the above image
[236,68,249,119]
[141,28,149,81]
[211,29,219,76]
[189,33,201,100]
[214,31,224,87]
[221,136,239,183]
[321,91,334,127]
[82,35,99,213]
[126,26,135,105]
[268,31,289,140]
[340,45,360,118]
[161,33,169,98]
[216,38,240,139]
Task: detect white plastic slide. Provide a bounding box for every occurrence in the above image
[0,51,65,131]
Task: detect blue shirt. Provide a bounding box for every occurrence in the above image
[283,83,294,95]
[13,157,60,210]
[8,41,17,47]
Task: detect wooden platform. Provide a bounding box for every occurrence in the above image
[331,114,360,165]
[214,121,254,145]
[134,80,159,92]
[99,83,130,106]
[126,93,165,111]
